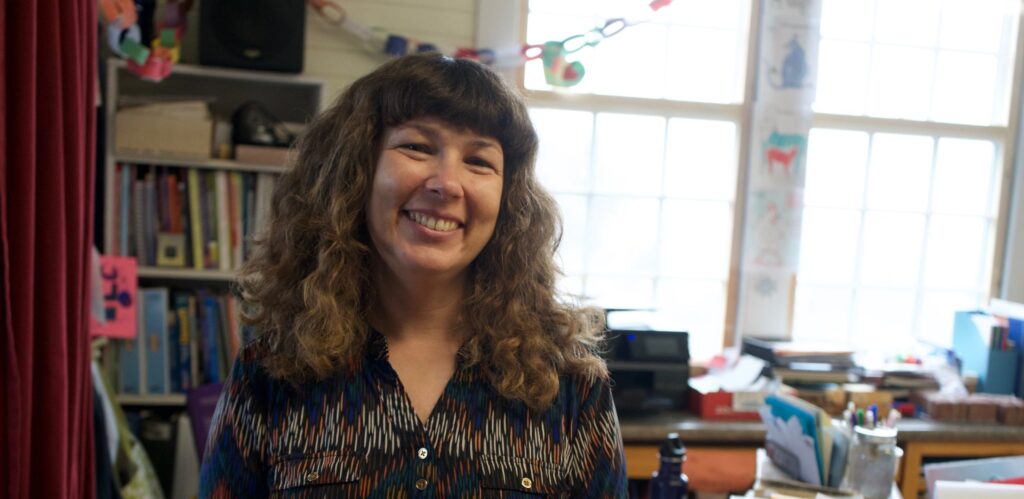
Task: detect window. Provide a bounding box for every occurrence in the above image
[521,0,1020,357]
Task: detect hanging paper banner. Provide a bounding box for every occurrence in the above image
[738,0,822,340]
[308,0,674,87]
[100,0,192,82]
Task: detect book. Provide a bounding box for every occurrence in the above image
[215,171,231,271]
[119,163,131,256]
[141,287,171,394]
[187,169,203,270]
[133,176,147,265]
[173,292,193,392]
[118,295,144,394]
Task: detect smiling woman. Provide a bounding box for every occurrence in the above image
[198,53,628,497]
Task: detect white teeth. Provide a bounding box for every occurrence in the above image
[408,211,458,232]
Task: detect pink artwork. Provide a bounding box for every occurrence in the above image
[90,256,138,338]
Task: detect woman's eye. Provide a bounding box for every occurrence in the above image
[399,143,431,154]
[466,157,494,170]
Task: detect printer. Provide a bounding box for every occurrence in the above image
[602,311,690,413]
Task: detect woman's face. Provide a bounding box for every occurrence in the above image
[366,117,504,283]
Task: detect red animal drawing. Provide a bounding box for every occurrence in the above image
[766,146,798,176]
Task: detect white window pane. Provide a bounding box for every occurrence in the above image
[531,108,594,194]
[868,46,935,121]
[792,285,853,343]
[931,52,998,125]
[922,215,987,289]
[585,276,654,309]
[588,24,668,99]
[939,0,1013,52]
[874,0,941,46]
[659,200,733,279]
[859,212,926,287]
[804,128,869,208]
[593,113,666,195]
[666,26,738,103]
[586,196,660,274]
[670,0,743,29]
[813,40,870,115]
[554,194,589,275]
[820,0,875,41]
[853,288,917,351]
[558,274,585,298]
[866,133,934,212]
[917,290,981,348]
[932,138,995,216]
[655,279,726,360]
[663,118,737,200]
[798,207,861,285]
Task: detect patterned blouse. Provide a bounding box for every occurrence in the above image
[199,332,628,498]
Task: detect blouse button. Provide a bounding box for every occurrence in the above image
[305,470,320,482]
[521,477,533,489]
[415,478,429,490]
[417,447,429,460]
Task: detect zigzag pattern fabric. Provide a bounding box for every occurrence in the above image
[199,332,627,497]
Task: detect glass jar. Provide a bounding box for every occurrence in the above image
[842,426,902,499]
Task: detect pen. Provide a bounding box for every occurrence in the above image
[869,404,878,426]
[866,410,875,428]
[857,409,864,427]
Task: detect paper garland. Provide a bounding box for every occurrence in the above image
[308,0,674,87]
[100,0,191,82]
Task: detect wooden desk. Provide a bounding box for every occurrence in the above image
[619,412,762,493]
[619,412,1024,497]
[892,419,1024,498]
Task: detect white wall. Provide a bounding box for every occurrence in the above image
[302,0,478,102]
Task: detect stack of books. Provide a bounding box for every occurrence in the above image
[742,337,859,385]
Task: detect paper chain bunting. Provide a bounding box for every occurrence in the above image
[308,0,674,87]
[100,0,192,82]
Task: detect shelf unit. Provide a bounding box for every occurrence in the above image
[101,59,323,401]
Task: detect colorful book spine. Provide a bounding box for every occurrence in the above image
[215,171,231,271]
[229,171,244,268]
[119,163,131,256]
[199,292,221,384]
[141,288,170,394]
[173,293,193,392]
[118,292,144,394]
[187,169,204,270]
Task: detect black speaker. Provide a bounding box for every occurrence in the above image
[199,0,305,73]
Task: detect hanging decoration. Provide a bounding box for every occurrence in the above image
[307,0,674,87]
[100,0,192,82]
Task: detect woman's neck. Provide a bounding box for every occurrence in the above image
[370,263,467,345]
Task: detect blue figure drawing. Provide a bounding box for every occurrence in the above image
[769,35,808,89]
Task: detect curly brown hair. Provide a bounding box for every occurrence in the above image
[239,53,607,409]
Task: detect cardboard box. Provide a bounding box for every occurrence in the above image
[115,101,213,159]
[235,144,291,166]
[689,387,762,421]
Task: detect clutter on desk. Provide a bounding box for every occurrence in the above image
[689,354,772,421]
[952,301,1024,397]
[759,393,903,498]
[603,310,690,413]
[919,392,1024,425]
[924,455,1024,499]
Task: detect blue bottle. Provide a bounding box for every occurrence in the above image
[650,432,688,499]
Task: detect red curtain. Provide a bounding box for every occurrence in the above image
[1,0,97,497]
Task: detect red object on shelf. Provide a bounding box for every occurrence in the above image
[689,388,761,422]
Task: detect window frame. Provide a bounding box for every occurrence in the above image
[476,0,1024,351]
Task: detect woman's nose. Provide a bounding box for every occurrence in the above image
[424,151,464,199]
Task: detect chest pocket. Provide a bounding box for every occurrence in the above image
[478,455,568,498]
[269,451,363,493]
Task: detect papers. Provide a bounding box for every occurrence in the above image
[761,393,837,487]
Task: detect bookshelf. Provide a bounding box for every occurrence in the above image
[100,59,323,401]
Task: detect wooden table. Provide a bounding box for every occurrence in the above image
[619,412,1024,497]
